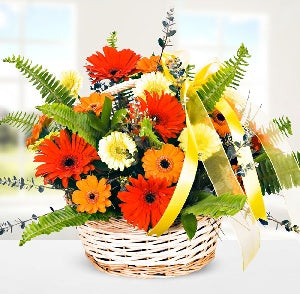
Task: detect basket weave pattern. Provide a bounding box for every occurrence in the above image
[77,217,221,278]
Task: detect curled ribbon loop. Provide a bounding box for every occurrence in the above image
[215,98,267,220]
[230,96,300,225]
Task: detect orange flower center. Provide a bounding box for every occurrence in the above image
[89,102,100,110]
[86,190,99,204]
[156,156,174,172]
[145,192,156,203]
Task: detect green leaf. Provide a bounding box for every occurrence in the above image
[197,66,235,112]
[37,103,99,146]
[273,116,292,137]
[0,111,39,134]
[3,55,75,106]
[197,44,251,112]
[106,31,118,48]
[99,97,112,133]
[158,38,165,48]
[19,206,90,246]
[182,193,247,219]
[223,43,251,89]
[139,118,163,148]
[181,213,197,239]
[89,209,120,222]
[255,151,300,195]
[111,109,127,129]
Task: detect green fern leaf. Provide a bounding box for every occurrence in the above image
[182,192,247,219]
[255,152,300,195]
[186,64,196,80]
[19,206,90,246]
[273,116,293,137]
[3,55,75,106]
[197,44,251,112]
[0,111,39,134]
[106,31,118,48]
[224,43,251,89]
[37,103,99,146]
[196,66,235,112]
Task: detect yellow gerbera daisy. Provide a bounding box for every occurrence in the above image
[133,72,171,100]
[60,70,82,97]
[98,132,137,171]
[178,123,220,161]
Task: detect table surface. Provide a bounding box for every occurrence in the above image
[0,240,299,294]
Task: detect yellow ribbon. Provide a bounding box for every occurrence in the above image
[231,98,300,226]
[186,86,260,269]
[215,99,267,220]
[148,113,199,236]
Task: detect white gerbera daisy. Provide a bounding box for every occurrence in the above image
[178,124,220,161]
[133,72,171,99]
[98,132,137,171]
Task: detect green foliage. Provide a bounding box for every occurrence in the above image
[186,64,195,80]
[139,118,163,148]
[100,97,113,134]
[273,116,292,137]
[182,192,247,219]
[3,55,75,106]
[223,43,251,89]
[196,66,235,112]
[181,213,197,240]
[37,103,99,146]
[19,206,90,246]
[0,111,38,134]
[19,206,119,246]
[293,152,300,165]
[107,31,118,48]
[111,109,128,129]
[255,152,300,195]
[197,44,251,112]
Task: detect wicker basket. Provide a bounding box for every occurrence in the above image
[77,217,221,278]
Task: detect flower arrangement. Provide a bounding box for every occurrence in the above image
[0,9,299,275]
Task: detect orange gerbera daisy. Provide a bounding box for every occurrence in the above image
[118,175,174,231]
[136,55,160,73]
[231,164,245,192]
[86,46,141,83]
[34,130,100,188]
[251,134,261,152]
[133,91,185,142]
[210,109,230,137]
[72,175,112,214]
[73,92,114,116]
[142,144,184,185]
[26,115,53,147]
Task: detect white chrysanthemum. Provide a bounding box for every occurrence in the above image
[178,124,220,161]
[133,72,171,99]
[98,132,137,171]
[60,70,82,97]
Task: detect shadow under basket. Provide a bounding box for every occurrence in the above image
[76,217,221,278]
